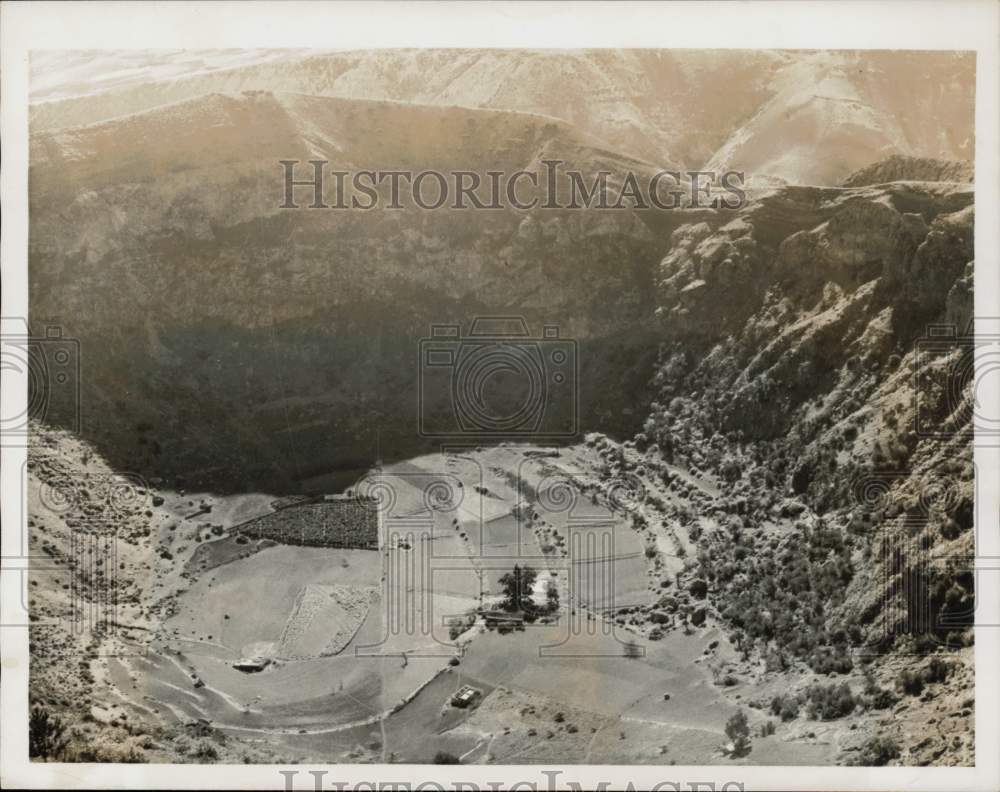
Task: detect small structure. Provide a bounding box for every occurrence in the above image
[451,685,482,709]
[233,656,271,673]
[481,610,525,631]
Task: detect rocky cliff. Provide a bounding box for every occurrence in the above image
[635,167,975,763]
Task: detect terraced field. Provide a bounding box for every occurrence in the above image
[61,440,846,764]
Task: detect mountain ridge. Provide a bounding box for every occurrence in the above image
[30,49,975,186]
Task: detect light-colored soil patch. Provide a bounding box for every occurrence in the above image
[163,545,380,656]
[278,583,378,659]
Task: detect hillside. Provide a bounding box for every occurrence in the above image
[841,155,975,187]
[637,177,976,763]
[29,91,663,492]
[27,421,282,762]
[27,172,978,766]
[30,49,974,186]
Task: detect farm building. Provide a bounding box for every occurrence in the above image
[233,656,271,673]
[481,610,526,630]
[450,685,482,708]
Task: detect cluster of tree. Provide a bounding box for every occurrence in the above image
[498,564,559,621]
[804,682,857,720]
[771,671,904,722]
[698,521,858,673]
[769,693,800,722]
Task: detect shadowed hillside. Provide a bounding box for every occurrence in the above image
[29,92,665,492]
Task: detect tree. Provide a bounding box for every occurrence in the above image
[29,705,69,760]
[545,580,560,613]
[433,751,461,764]
[725,709,751,757]
[498,564,538,613]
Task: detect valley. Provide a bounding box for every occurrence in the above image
[22,48,979,769]
[27,420,973,765]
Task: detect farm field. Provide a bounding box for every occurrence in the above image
[77,439,847,764]
[163,545,382,660]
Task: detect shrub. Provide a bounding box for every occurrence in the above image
[193,740,219,759]
[808,645,854,675]
[69,738,145,763]
[897,669,924,696]
[867,686,898,710]
[851,736,901,766]
[29,705,68,760]
[433,751,461,764]
[924,657,952,684]
[658,595,678,611]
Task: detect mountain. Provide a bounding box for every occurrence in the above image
[703,51,975,187]
[30,49,974,186]
[841,154,975,187]
[25,51,979,767]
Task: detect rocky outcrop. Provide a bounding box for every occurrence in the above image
[645,176,975,763]
[842,155,974,188]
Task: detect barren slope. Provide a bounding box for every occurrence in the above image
[31,49,974,185]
